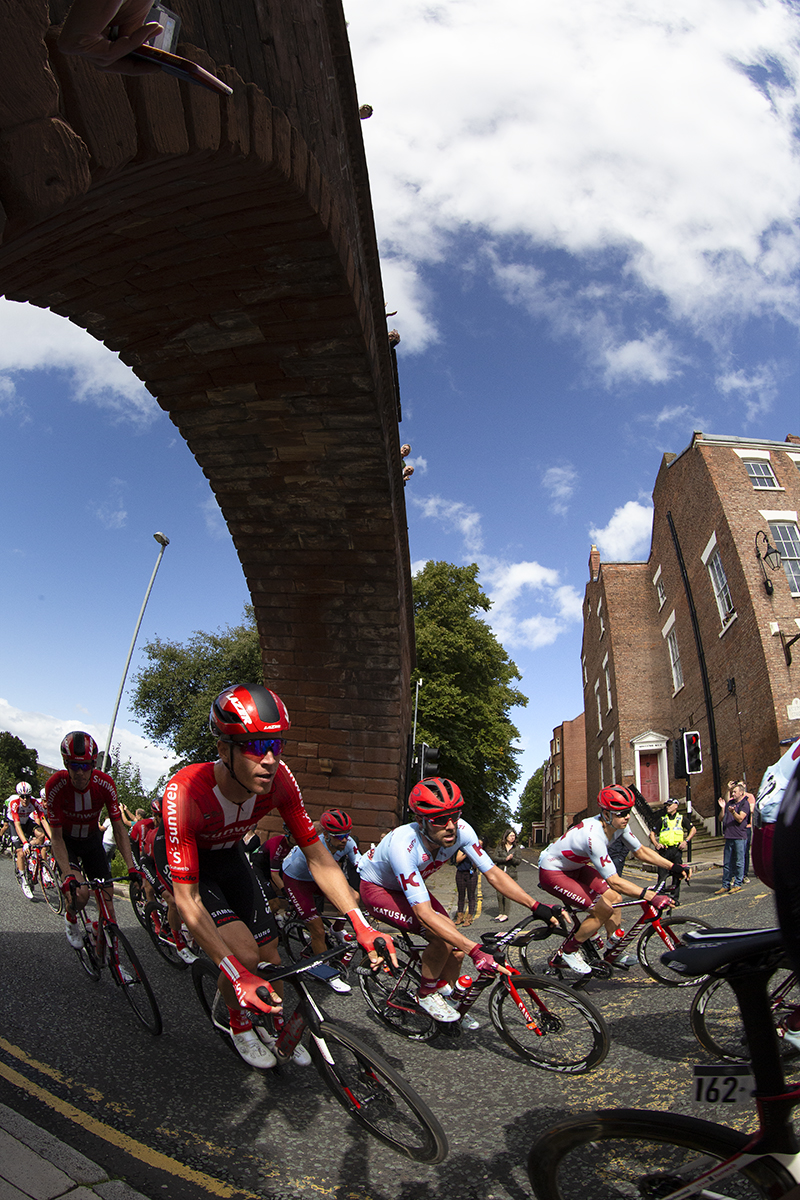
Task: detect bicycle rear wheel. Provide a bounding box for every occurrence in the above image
[358,950,437,1042]
[283,915,314,962]
[109,928,162,1035]
[527,1109,792,1199]
[191,959,242,1060]
[74,921,102,981]
[690,969,800,1061]
[144,901,189,970]
[310,1021,448,1163]
[41,854,63,914]
[637,916,711,986]
[129,878,149,930]
[489,975,609,1073]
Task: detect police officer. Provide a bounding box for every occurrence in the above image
[649,799,694,905]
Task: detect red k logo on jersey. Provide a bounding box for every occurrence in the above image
[399,871,419,890]
[600,853,611,868]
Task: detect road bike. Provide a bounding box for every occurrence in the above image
[281,911,360,983]
[66,878,162,1035]
[191,942,448,1163]
[690,958,800,1062]
[129,874,150,930]
[358,915,609,1074]
[24,840,63,914]
[542,880,711,987]
[143,897,199,970]
[527,925,800,1199]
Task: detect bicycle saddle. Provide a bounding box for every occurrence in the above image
[661,926,785,978]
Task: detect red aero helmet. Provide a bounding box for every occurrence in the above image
[408,777,464,819]
[321,808,352,835]
[60,731,98,764]
[209,684,290,739]
[598,784,636,813]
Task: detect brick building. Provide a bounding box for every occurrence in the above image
[581,432,800,827]
[542,712,587,842]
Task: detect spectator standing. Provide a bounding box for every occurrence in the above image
[487,828,521,922]
[648,799,694,905]
[454,845,479,926]
[739,781,756,883]
[715,783,749,894]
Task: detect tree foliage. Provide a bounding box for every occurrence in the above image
[517,765,544,842]
[412,562,527,838]
[131,606,262,767]
[0,731,39,797]
[107,744,151,813]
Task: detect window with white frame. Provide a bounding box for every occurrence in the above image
[769,521,800,594]
[743,459,779,489]
[706,546,735,625]
[607,735,615,784]
[598,748,604,790]
[553,794,561,811]
[604,658,612,711]
[594,680,602,731]
[667,628,684,691]
[582,656,588,686]
[597,598,605,638]
[656,577,666,609]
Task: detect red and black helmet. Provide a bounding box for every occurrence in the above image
[408,777,463,819]
[209,684,291,740]
[60,731,98,764]
[151,797,162,818]
[598,784,636,814]
[321,809,352,835]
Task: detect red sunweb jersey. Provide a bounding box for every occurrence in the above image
[130,817,155,857]
[45,770,120,839]
[162,760,318,886]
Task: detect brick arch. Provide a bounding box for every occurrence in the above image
[0,1,414,841]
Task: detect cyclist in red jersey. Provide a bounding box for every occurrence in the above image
[46,731,139,949]
[154,683,395,1070]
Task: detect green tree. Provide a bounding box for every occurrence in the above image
[412,561,527,837]
[107,744,150,814]
[517,765,544,843]
[0,731,38,797]
[131,606,262,767]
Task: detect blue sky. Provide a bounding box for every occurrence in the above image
[1,0,799,797]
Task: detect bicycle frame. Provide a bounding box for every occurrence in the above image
[553,881,679,971]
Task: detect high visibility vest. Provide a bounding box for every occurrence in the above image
[658,813,684,847]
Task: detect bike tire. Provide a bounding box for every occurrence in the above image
[143,901,189,971]
[191,959,242,1060]
[527,1108,793,1199]
[637,916,711,986]
[690,969,800,1062]
[358,949,437,1042]
[489,974,609,1074]
[129,878,149,930]
[310,1020,448,1163]
[41,855,64,915]
[109,927,162,1035]
[282,915,314,962]
[75,922,103,981]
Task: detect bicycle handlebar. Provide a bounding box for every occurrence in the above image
[255,942,349,986]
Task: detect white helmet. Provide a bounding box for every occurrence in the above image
[15,782,32,797]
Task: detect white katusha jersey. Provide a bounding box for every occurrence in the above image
[538,815,640,880]
[282,831,360,882]
[358,818,492,905]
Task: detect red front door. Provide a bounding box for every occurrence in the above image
[639,753,660,806]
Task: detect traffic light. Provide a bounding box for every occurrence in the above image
[683,731,703,774]
[674,736,687,780]
[419,744,440,780]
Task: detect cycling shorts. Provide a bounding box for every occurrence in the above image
[359,879,448,933]
[538,866,610,910]
[154,831,277,947]
[283,873,322,921]
[10,818,35,847]
[140,853,160,893]
[63,831,112,883]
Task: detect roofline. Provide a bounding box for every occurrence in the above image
[667,431,800,467]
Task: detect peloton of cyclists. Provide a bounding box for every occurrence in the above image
[152,683,394,1070]
[537,783,689,975]
[282,808,361,994]
[358,776,562,1025]
[8,781,52,898]
[45,731,139,948]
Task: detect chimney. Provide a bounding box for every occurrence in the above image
[589,544,600,582]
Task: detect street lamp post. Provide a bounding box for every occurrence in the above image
[101,532,170,773]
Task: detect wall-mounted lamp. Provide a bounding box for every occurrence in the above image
[755,530,782,596]
[780,630,800,668]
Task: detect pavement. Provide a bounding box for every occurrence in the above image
[0,1101,151,1200]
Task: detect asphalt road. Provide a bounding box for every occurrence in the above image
[0,853,787,1200]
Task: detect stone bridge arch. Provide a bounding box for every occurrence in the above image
[0,1,414,840]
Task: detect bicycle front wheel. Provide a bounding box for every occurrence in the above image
[358,951,437,1042]
[690,969,800,1061]
[527,1109,793,1199]
[75,922,102,981]
[129,878,149,930]
[41,855,63,914]
[109,928,162,1035]
[489,975,609,1073]
[637,917,711,986]
[144,901,188,971]
[310,1021,448,1163]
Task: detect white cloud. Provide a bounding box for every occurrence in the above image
[589,499,654,560]
[716,363,779,421]
[200,494,228,540]
[410,494,484,556]
[92,477,127,530]
[542,463,577,515]
[602,332,683,386]
[0,698,174,790]
[0,300,159,426]
[348,0,800,364]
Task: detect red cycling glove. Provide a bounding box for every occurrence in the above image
[61,874,79,896]
[346,908,396,959]
[468,944,499,974]
[646,894,672,911]
[219,955,282,1015]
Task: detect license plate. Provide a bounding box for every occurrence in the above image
[693,1064,754,1105]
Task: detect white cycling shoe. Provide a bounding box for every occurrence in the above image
[176,944,199,965]
[232,1027,277,1069]
[781,1027,800,1052]
[65,916,84,949]
[417,990,461,1022]
[257,1029,312,1066]
[557,948,592,976]
[460,1013,481,1030]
